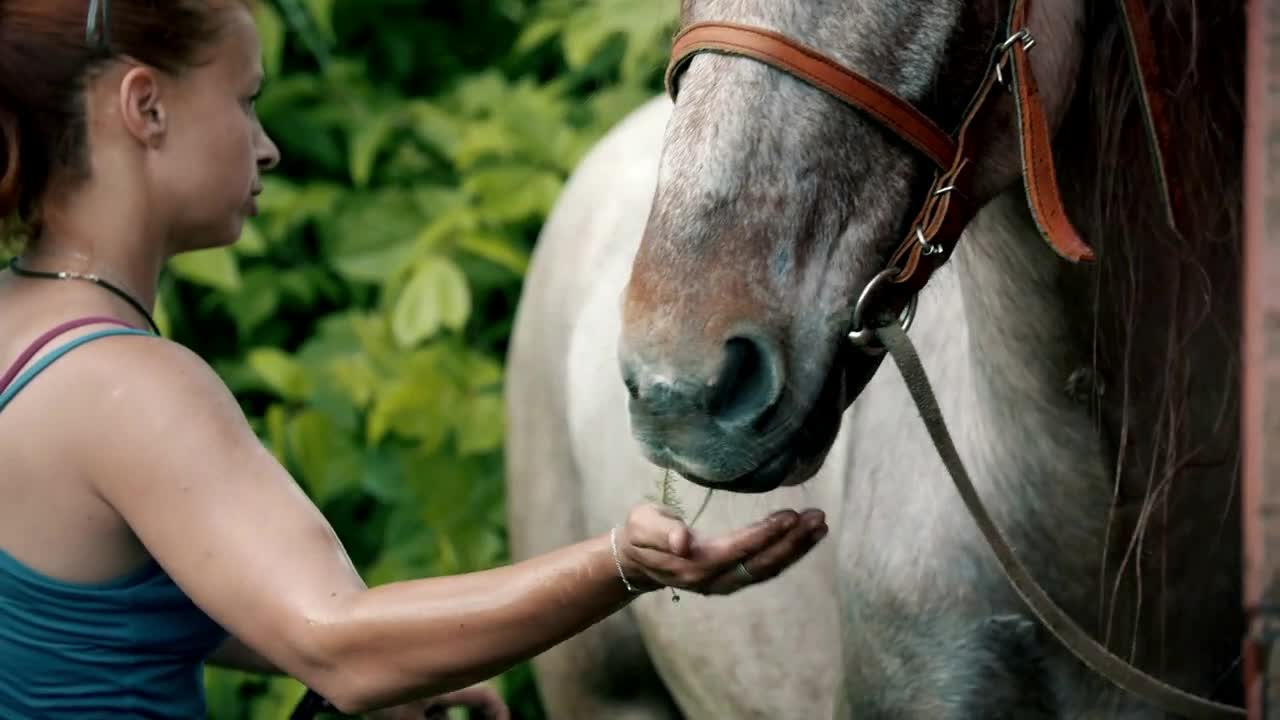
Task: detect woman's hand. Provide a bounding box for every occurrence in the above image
[366,682,509,719]
[613,503,828,595]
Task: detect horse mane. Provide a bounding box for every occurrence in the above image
[1079,0,1242,244]
[1062,0,1244,671]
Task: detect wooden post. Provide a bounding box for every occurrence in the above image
[1243,0,1280,716]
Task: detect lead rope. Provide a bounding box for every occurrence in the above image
[873,320,1245,720]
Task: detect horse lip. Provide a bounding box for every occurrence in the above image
[700,448,796,493]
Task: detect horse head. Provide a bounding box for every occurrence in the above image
[618,0,1089,493]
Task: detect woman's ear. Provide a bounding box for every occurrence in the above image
[117,67,167,148]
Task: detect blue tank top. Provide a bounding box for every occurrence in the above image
[0,326,229,718]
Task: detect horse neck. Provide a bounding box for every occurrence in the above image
[949,190,1099,468]
[941,0,1243,617]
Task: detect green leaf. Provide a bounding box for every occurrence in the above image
[247,348,309,401]
[360,444,405,503]
[264,404,289,461]
[366,380,448,451]
[152,293,172,339]
[303,0,337,43]
[452,119,523,169]
[408,101,465,159]
[221,269,281,339]
[513,17,564,54]
[453,70,512,117]
[168,247,242,291]
[464,166,563,224]
[560,13,615,69]
[463,352,504,391]
[390,256,471,348]
[349,107,402,187]
[321,190,423,284]
[234,219,268,256]
[287,409,362,505]
[413,205,479,256]
[457,231,529,275]
[256,179,343,245]
[560,1,678,74]
[253,3,286,78]
[456,392,504,455]
[412,186,471,218]
[328,354,380,410]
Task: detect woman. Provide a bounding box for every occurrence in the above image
[0,1,830,717]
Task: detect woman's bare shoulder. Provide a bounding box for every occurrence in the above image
[43,332,369,679]
[39,332,255,446]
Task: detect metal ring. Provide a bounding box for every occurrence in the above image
[735,562,754,584]
[847,268,918,351]
[915,227,943,256]
[999,28,1035,54]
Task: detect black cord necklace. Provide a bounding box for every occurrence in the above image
[8,257,161,335]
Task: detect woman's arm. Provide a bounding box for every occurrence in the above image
[65,338,825,714]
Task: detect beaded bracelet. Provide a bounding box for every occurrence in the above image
[609,527,641,593]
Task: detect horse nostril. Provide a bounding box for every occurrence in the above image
[707,334,783,426]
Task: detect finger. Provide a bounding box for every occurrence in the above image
[625,545,694,584]
[644,502,696,556]
[624,504,693,555]
[625,509,821,589]
[691,508,813,573]
[626,513,820,590]
[705,516,828,594]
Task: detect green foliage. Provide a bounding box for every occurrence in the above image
[183,1,677,717]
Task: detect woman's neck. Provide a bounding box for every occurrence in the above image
[21,178,168,315]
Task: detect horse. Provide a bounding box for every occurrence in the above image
[504,0,1245,717]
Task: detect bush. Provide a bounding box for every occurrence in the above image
[184,1,676,717]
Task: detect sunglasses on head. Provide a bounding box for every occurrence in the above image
[86,0,110,49]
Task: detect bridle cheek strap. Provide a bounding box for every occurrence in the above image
[1007,0,1097,264]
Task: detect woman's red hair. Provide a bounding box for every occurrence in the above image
[0,0,251,234]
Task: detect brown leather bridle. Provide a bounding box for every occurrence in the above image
[664,1,1242,719]
[666,0,1185,348]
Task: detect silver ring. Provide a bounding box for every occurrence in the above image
[735,562,754,584]
[847,268,918,351]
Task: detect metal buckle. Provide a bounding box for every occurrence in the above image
[995,29,1035,87]
[847,268,919,352]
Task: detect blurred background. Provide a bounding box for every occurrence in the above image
[159,0,674,716]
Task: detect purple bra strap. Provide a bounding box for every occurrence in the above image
[0,316,137,395]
